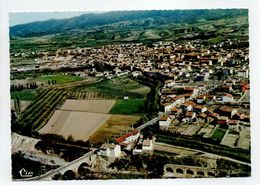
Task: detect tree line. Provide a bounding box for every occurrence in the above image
[10,83,40,92]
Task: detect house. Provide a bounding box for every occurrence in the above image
[237,69,249,78]
[181,100,196,111]
[165,80,175,88]
[218,106,238,119]
[116,129,140,146]
[171,107,182,115]
[163,96,185,112]
[182,112,196,122]
[159,115,172,128]
[97,143,121,158]
[207,95,216,103]
[227,120,240,131]
[132,71,142,77]
[222,93,234,103]
[196,95,206,104]
[133,144,143,155]
[220,85,232,92]
[194,105,207,113]
[207,112,219,123]
[142,139,154,152]
[197,113,207,123]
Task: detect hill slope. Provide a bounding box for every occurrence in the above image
[10,9,248,37]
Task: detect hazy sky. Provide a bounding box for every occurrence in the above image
[9,12,93,26]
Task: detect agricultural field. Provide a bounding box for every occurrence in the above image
[17,89,67,131]
[36,74,84,84]
[74,75,150,99]
[11,89,38,101]
[109,99,145,115]
[89,114,141,144]
[38,98,141,143]
[67,91,116,100]
[211,128,227,143]
[60,99,116,113]
[39,110,111,141]
[11,100,31,112]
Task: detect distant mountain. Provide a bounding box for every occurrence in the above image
[10,9,248,37]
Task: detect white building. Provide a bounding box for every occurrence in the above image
[222,94,234,103]
[97,143,121,158]
[142,139,154,152]
[237,69,249,78]
[159,115,172,128]
[164,96,185,112]
[116,129,140,146]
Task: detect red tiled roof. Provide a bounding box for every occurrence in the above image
[227,120,239,125]
[208,112,219,118]
[224,93,233,98]
[184,87,194,91]
[219,106,233,112]
[218,120,227,124]
[185,112,194,117]
[198,113,207,118]
[115,129,140,144]
[171,107,178,112]
[159,115,168,121]
[183,100,196,107]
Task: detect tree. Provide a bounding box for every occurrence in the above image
[67,135,74,143]
[14,95,21,119]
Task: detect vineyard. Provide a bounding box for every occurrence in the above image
[18,88,67,131]
[67,89,144,100]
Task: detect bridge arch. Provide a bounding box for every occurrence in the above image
[78,162,91,176]
[197,171,204,176]
[63,170,76,180]
[176,168,184,174]
[207,171,215,177]
[187,169,194,175]
[166,167,174,173]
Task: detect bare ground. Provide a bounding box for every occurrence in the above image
[39,110,111,141]
[60,99,116,113]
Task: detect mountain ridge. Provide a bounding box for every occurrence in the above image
[10,9,248,37]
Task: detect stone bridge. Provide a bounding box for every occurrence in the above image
[164,164,218,178]
[20,151,99,181]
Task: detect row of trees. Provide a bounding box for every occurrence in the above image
[12,89,67,135]
[10,83,39,92]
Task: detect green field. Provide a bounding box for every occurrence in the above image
[75,76,150,99]
[11,89,38,101]
[36,74,84,84]
[211,128,227,142]
[109,99,145,115]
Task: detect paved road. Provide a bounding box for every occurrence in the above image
[18,151,94,181]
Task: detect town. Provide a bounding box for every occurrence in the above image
[11,39,250,180]
[10,10,250,180]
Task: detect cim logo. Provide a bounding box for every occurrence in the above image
[19,168,33,178]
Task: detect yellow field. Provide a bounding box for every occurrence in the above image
[89,114,140,144]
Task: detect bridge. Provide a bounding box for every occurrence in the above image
[137,117,159,130]
[163,164,243,178]
[164,164,218,178]
[18,151,97,181]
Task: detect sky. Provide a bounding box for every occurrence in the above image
[9,12,91,26]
